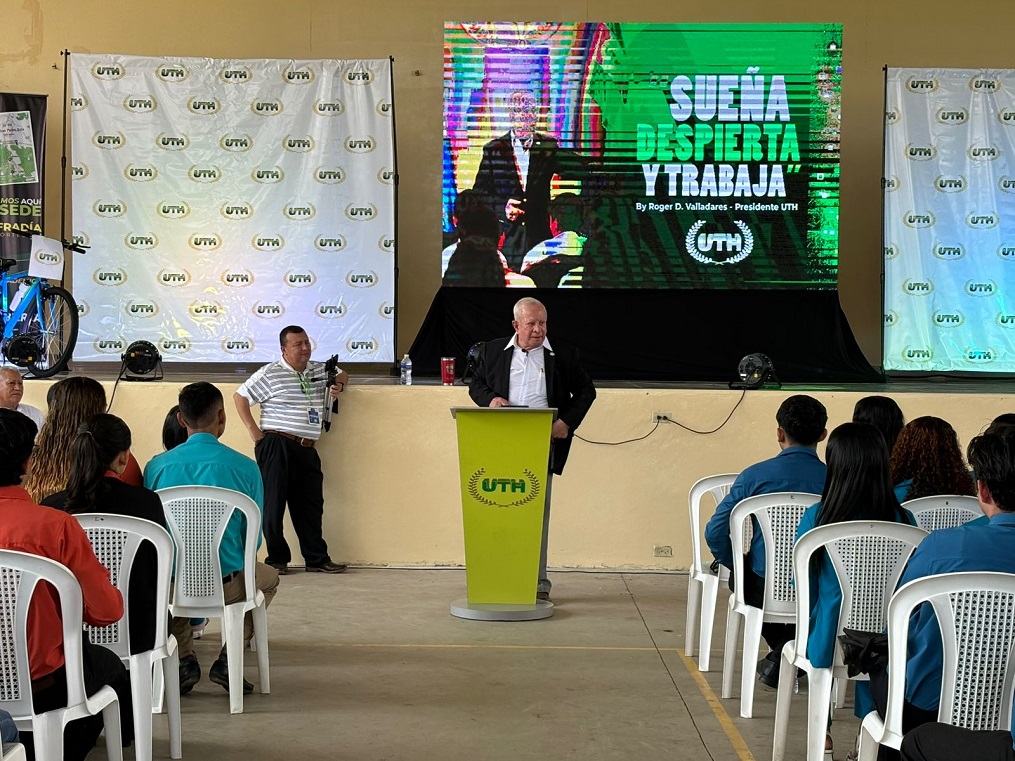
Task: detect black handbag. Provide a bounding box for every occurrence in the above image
[838,628,889,678]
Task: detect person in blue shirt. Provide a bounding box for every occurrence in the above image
[796,423,916,757]
[144,382,279,698]
[886,427,1015,761]
[705,394,828,688]
[889,417,974,503]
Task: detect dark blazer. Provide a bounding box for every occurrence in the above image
[42,477,167,655]
[472,132,581,272]
[468,336,596,475]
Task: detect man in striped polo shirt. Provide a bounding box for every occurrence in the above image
[233,326,349,575]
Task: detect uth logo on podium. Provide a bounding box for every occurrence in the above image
[468,468,541,508]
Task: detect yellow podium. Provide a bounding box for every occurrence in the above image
[450,407,556,621]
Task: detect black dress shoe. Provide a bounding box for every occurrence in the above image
[756,653,781,689]
[179,654,201,695]
[209,655,253,695]
[306,560,348,574]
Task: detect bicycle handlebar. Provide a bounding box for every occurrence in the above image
[9,229,88,254]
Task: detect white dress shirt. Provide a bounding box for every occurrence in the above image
[504,335,550,408]
[511,132,531,192]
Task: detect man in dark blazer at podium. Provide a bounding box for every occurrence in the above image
[468,297,597,601]
[472,89,585,272]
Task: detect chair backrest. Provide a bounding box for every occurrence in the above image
[729,492,821,615]
[883,572,1015,740]
[791,521,928,660]
[902,495,983,532]
[74,514,174,658]
[156,485,261,612]
[0,550,90,718]
[687,474,737,575]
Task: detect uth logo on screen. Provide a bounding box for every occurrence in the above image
[685,221,754,265]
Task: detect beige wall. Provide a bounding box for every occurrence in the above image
[4,3,1013,569]
[2,0,1014,363]
[19,380,1013,570]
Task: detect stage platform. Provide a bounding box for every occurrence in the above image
[18,366,1013,571]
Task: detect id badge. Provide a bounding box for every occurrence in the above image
[308,408,320,425]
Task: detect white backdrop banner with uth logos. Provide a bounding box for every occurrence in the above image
[884,68,1015,373]
[71,54,395,363]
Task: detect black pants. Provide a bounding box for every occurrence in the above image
[728,564,795,656]
[256,433,330,566]
[24,640,134,761]
[869,665,937,761]
[901,724,1015,761]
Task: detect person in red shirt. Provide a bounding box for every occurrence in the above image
[0,409,133,761]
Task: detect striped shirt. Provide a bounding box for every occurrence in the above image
[237,358,340,440]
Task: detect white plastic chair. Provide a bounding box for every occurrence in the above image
[0,549,123,761]
[857,571,1015,760]
[685,473,737,672]
[76,514,182,761]
[721,492,822,718]
[156,485,270,715]
[1,744,25,761]
[902,495,983,532]
[772,520,928,761]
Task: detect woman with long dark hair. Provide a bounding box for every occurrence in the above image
[795,423,916,754]
[890,416,975,501]
[852,396,905,454]
[26,376,143,501]
[42,413,166,653]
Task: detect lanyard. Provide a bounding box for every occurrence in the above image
[296,371,314,402]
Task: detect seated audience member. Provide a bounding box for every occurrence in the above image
[986,413,1015,433]
[705,394,828,688]
[26,376,142,501]
[890,416,974,502]
[0,367,44,430]
[143,382,279,696]
[796,423,916,756]
[874,426,1015,761]
[41,413,166,654]
[0,409,133,760]
[162,404,188,451]
[521,193,587,287]
[159,406,207,637]
[441,191,511,276]
[443,204,534,287]
[852,395,905,454]
[0,708,17,745]
[441,190,488,274]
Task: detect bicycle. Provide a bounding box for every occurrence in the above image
[0,235,82,378]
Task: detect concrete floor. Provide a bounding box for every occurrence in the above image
[105,569,866,760]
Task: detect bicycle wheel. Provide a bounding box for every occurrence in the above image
[24,285,79,378]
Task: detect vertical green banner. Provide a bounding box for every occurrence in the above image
[454,408,554,604]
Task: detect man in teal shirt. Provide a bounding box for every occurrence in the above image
[144,382,279,697]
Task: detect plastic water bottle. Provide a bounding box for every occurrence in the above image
[8,282,29,312]
[399,353,412,386]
